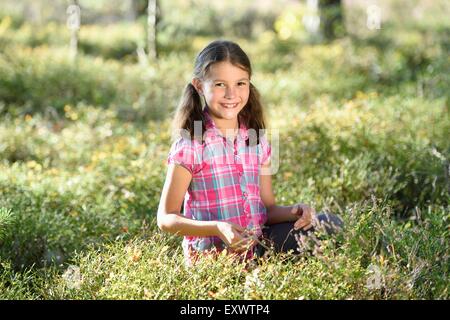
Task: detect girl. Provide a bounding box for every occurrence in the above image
[157,40,343,266]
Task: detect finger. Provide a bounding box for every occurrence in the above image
[238,241,253,252]
[232,235,249,248]
[294,218,307,228]
[302,223,314,231]
[303,209,312,219]
[295,219,311,230]
[244,228,256,236]
[294,219,303,230]
[231,223,246,233]
[296,221,306,230]
[295,222,307,230]
[232,242,250,253]
[237,236,255,249]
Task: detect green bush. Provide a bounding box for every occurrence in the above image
[0,207,15,242]
[78,23,144,62]
[0,19,143,62]
[0,45,188,120]
[0,46,119,113]
[271,93,449,214]
[0,261,38,299]
[0,108,172,269]
[28,200,448,299]
[0,8,448,299]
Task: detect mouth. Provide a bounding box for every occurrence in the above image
[220,103,239,109]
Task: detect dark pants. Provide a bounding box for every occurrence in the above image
[254,212,344,258]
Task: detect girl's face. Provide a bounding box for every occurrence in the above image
[193,61,250,125]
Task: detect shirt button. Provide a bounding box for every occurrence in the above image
[242,192,247,197]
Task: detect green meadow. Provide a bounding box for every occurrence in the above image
[0,1,448,299]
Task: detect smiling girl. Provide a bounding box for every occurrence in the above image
[157,40,343,266]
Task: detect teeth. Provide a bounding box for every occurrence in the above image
[222,103,238,108]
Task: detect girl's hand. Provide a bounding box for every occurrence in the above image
[291,204,316,231]
[215,221,255,253]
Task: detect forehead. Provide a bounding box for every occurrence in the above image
[206,61,249,81]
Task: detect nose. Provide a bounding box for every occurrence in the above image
[224,86,236,99]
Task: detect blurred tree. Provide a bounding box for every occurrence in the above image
[67,0,81,61]
[319,0,345,40]
[147,0,159,60]
[303,0,321,38]
[125,0,150,20]
[23,1,42,24]
[125,0,137,21]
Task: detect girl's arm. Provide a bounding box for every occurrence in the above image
[260,162,314,228]
[158,164,252,252]
[259,162,294,224]
[157,164,219,237]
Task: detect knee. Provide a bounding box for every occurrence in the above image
[315,212,344,235]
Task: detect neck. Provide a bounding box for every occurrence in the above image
[205,107,239,137]
[213,117,239,139]
[216,119,239,131]
[216,120,239,139]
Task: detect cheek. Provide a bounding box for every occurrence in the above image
[240,87,250,101]
[205,89,223,100]
[203,89,219,102]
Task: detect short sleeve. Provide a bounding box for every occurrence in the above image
[167,137,199,174]
[259,135,272,165]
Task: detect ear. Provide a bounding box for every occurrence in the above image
[191,78,203,96]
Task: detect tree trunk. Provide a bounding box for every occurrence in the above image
[125,0,137,21]
[67,0,81,62]
[23,1,42,25]
[147,0,159,60]
[319,0,345,40]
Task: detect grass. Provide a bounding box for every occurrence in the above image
[0,10,448,299]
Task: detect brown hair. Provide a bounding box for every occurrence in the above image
[170,39,267,146]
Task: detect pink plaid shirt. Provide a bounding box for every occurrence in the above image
[167,106,271,265]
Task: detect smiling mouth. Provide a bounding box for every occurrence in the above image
[220,103,239,109]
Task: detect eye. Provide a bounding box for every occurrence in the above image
[215,83,225,87]
[238,82,247,86]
